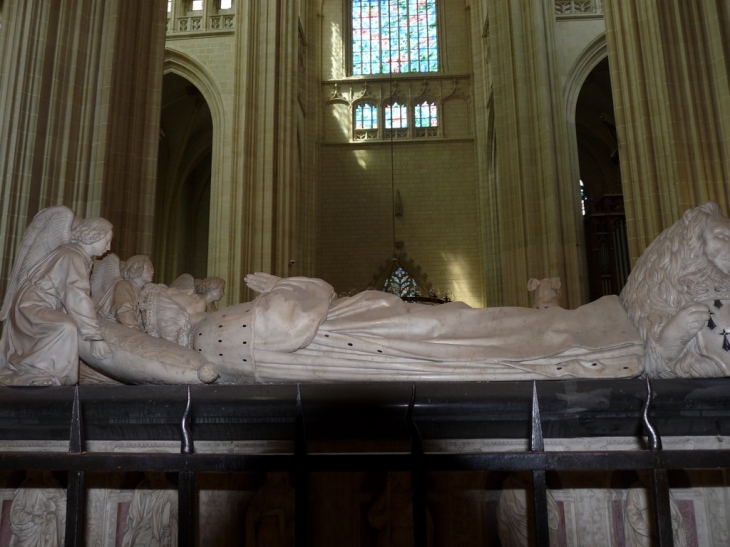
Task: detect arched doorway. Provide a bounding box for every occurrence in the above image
[575,57,630,300]
[154,73,213,283]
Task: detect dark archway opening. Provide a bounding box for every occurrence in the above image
[154,73,213,284]
[576,57,630,301]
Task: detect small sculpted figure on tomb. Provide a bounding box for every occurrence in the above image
[621,202,730,378]
[93,254,154,330]
[496,473,559,547]
[195,276,225,313]
[9,470,67,547]
[624,482,686,547]
[527,277,562,309]
[121,472,178,547]
[0,206,112,386]
[138,282,192,348]
[245,473,295,547]
[367,472,433,547]
[167,274,226,327]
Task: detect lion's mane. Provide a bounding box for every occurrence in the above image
[620,202,730,378]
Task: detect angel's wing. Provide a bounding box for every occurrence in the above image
[170,273,195,292]
[0,206,75,321]
[90,253,122,305]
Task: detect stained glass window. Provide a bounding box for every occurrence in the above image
[192,0,203,11]
[355,103,378,130]
[414,101,437,127]
[383,267,420,298]
[352,0,438,75]
[385,102,408,129]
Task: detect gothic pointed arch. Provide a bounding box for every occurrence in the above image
[155,49,225,282]
[564,34,628,300]
[163,48,225,127]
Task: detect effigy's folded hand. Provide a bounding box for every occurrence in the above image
[244,272,281,295]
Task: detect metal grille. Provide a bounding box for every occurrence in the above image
[1,378,729,546]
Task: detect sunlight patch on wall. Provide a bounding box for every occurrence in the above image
[330,21,344,79]
[440,251,481,308]
[354,149,372,170]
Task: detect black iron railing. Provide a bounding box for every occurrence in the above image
[1,378,729,547]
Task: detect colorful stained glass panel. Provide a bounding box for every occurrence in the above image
[385,102,408,129]
[355,103,379,130]
[352,0,438,75]
[383,267,420,298]
[415,101,437,127]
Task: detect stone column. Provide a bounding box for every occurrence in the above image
[0,0,166,292]
[100,1,167,258]
[604,0,730,262]
[483,0,583,307]
[225,0,302,301]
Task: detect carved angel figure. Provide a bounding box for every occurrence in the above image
[0,206,112,386]
[93,254,154,330]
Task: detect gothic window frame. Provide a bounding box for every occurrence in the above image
[413,98,439,138]
[383,98,409,140]
[353,100,380,141]
[348,0,441,77]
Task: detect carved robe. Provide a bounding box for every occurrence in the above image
[96,278,143,330]
[194,277,645,383]
[122,475,178,547]
[9,473,66,547]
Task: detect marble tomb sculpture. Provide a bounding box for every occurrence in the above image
[11,202,730,385]
[189,272,643,383]
[527,277,562,309]
[0,207,217,386]
[0,206,113,386]
[621,201,730,378]
[93,254,153,331]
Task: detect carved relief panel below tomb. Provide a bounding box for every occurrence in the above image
[0,461,728,546]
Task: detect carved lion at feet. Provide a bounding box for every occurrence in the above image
[621,202,730,378]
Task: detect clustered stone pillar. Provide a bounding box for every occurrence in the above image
[604,0,730,263]
[229,0,302,301]
[100,1,167,259]
[0,0,166,294]
[484,0,583,307]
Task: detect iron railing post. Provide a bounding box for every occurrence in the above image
[65,386,85,547]
[643,377,674,547]
[407,383,428,547]
[179,386,196,547]
[295,384,309,547]
[530,382,550,547]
